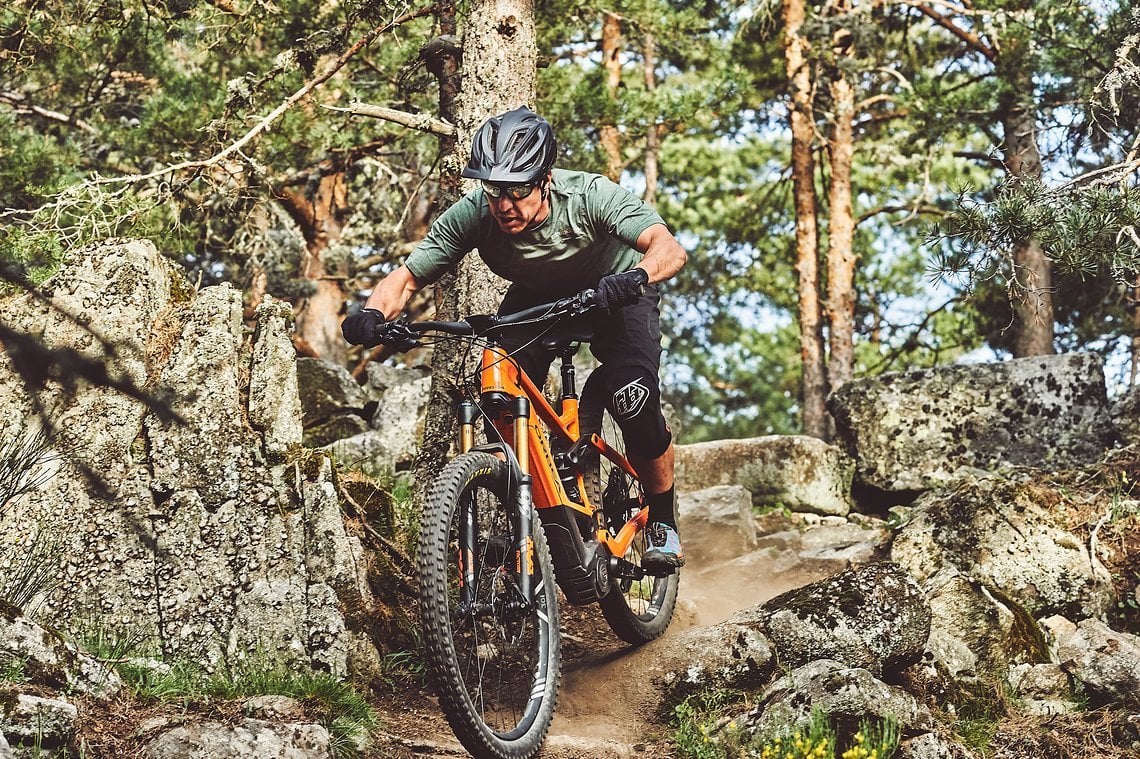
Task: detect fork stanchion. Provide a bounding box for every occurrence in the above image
[458,400,476,453]
[511,397,536,607]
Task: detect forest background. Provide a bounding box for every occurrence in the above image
[3,0,1140,444]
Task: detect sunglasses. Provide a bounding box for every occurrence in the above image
[482,181,539,200]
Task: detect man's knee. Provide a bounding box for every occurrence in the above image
[604,366,671,459]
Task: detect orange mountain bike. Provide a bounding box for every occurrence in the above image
[374,288,679,759]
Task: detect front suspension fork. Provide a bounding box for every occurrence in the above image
[456,397,539,612]
[511,397,536,608]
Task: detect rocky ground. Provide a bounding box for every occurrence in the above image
[361,521,842,759]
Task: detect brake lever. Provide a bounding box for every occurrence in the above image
[376,319,421,351]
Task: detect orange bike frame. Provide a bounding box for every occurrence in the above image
[462,346,647,558]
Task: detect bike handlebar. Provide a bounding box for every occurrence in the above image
[374,288,603,349]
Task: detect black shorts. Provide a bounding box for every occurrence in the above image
[496,283,672,459]
[496,283,662,385]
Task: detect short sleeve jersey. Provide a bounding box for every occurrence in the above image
[404,169,666,297]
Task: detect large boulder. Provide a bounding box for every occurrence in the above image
[678,485,758,565]
[1047,616,1140,707]
[828,353,1116,495]
[675,436,854,516]
[0,610,122,698]
[654,562,930,709]
[920,568,1051,686]
[296,357,368,426]
[141,719,333,759]
[891,477,1114,619]
[741,561,931,677]
[0,240,380,677]
[745,659,932,741]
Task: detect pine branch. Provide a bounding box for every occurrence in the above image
[321,102,455,137]
[94,3,439,187]
[0,90,96,134]
[903,2,997,62]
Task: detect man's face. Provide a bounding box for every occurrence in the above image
[483,174,550,234]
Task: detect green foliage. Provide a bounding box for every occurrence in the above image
[0,427,62,612]
[672,694,901,759]
[0,653,29,684]
[85,632,379,757]
[1,0,437,287]
[946,679,1008,755]
[671,688,746,759]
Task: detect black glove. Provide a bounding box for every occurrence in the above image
[596,268,649,309]
[342,308,385,347]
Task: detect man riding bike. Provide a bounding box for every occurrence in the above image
[342,105,687,573]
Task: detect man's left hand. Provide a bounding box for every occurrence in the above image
[597,268,649,308]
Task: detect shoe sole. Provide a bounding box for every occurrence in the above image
[641,553,684,576]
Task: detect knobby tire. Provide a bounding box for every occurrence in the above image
[418,452,561,759]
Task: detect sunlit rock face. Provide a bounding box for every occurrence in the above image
[0,239,379,678]
[827,353,1116,495]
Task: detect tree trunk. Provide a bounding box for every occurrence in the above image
[414,0,537,504]
[279,169,350,364]
[642,31,660,207]
[783,0,827,438]
[825,10,857,396]
[1000,58,1055,357]
[1132,281,1140,387]
[600,11,623,182]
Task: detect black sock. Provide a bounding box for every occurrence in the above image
[646,486,677,531]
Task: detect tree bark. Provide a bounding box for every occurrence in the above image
[642,31,660,207]
[783,0,827,439]
[279,169,350,364]
[825,9,857,397]
[999,45,1054,357]
[600,12,623,182]
[413,0,537,505]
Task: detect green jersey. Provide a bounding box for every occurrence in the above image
[404,169,666,296]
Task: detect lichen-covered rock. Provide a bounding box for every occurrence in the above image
[921,567,1050,684]
[891,477,1114,619]
[0,611,121,698]
[303,414,369,448]
[675,436,853,516]
[1008,663,1080,715]
[368,374,431,468]
[742,562,931,676]
[656,621,776,702]
[248,297,304,456]
[0,694,78,754]
[295,358,368,426]
[1052,618,1140,707]
[828,353,1116,494]
[0,240,379,677]
[897,732,978,759]
[141,718,332,759]
[746,659,931,741]
[678,485,757,565]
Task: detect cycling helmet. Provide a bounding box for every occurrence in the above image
[462,106,557,184]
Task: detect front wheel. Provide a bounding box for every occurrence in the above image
[579,380,679,646]
[418,452,561,759]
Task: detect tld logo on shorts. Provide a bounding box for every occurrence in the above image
[612,379,650,420]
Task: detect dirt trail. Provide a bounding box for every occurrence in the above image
[539,550,823,758]
[369,541,832,758]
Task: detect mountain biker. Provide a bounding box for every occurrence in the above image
[342,105,687,573]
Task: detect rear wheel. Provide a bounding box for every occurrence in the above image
[579,382,678,645]
[419,452,561,759]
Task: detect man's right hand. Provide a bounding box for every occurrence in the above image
[342,308,385,346]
